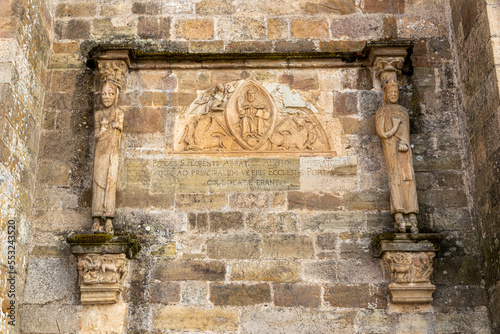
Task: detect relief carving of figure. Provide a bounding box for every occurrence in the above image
[92,60,127,234]
[181,114,233,151]
[180,79,334,153]
[376,81,419,233]
[383,252,435,283]
[194,83,228,114]
[237,89,271,146]
[77,254,128,284]
[270,115,320,151]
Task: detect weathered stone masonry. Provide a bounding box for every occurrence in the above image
[0,0,499,333]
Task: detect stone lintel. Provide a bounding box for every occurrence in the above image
[373,233,444,258]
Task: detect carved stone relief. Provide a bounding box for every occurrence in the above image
[76,254,129,304]
[178,79,335,154]
[382,252,435,283]
[381,251,436,307]
[374,232,442,311]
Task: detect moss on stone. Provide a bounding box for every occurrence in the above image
[70,234,114,245]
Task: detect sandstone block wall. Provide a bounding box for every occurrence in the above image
[450,0,500,332]
[3,0,495,333]
[0,0,52,332]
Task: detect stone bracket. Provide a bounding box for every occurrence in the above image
[68,234,141,305]
[374,233,443,311]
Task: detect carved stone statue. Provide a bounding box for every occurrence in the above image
[237,89,271,144]
[375,71,419,233]
[92,60,127,234]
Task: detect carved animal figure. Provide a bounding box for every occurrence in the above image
[182,115,233,151]
[78,255,100,282]
[270,115,319,150]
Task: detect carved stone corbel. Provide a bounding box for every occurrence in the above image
[374,233,443,312]
[68,234,140,304]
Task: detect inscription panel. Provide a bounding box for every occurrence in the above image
[147,156,357,193]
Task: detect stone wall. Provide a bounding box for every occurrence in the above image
[17,0,494,333]
[0,0,52,332]
[450,0,500,332]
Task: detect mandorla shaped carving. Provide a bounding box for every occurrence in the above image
[178,79,333,153]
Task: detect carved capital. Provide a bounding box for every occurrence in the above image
[96,50,131,90]
[69,234,141,305]
[373,56,405,86]
[368,46,408,87]
[374,233,442,310]
[382,251,435,283]
[76,254,129,304]
[97,60,129,90]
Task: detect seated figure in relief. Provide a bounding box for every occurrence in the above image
[92,78,124,234]
[375,81,418,233]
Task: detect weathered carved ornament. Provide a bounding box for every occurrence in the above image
[374,232,442,311]
[381,251,436,306]
[178,79,334,153]
[382,252,434,283]
[77,254,129,305]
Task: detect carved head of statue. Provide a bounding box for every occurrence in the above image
[247,90,256,102]
[383,83,399,105]
[101,81,118,108]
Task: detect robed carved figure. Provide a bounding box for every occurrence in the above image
[92,60,127,234]
[376,81,419,233]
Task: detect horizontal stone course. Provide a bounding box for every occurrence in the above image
[288,191,341,210]
[231,260,301,282]
[324,283,387,308]
[152,260,226,281]
[210,283,271,306]
[262,234,314,259]
[274,283,321,308]
[153,306,239,331]
[206,233,261,259]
